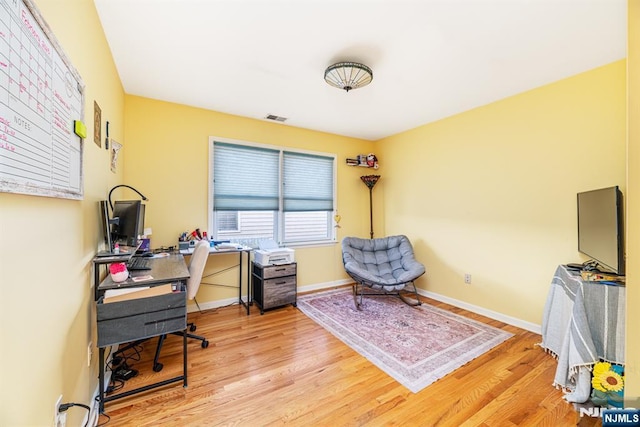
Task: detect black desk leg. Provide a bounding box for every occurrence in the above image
[236,251,252,315]
[239,251,250,315]
[183,328,188,387]
[94,265,101,301]
[246,251,251,312]
[238,251,242,307]
[98,347,105,413]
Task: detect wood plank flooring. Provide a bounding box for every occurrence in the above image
[98,290,601,426]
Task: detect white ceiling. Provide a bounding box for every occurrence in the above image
[94,0,627,141]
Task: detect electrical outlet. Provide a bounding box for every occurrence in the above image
[87,342,93,367]
[54,395,64,427]
[464,273,472,284]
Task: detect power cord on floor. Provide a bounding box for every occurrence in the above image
[97,412,111,426]
[107,343,143,390]
[94,396,111,426]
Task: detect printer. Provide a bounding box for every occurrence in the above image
[254,239,295,266]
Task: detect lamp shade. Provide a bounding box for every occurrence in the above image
[324,62,373,92]
[360,174,380,189]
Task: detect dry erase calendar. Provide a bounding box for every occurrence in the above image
[0,0,85,199]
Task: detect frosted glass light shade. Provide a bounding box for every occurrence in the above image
[324,62,373,92]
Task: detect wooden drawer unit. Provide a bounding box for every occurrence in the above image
[252,262,297,314]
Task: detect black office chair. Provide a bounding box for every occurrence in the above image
[151,240,210,371]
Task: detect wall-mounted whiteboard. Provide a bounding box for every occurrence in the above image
[0,0,85,199]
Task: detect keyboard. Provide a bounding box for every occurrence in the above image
[128,257,151,271]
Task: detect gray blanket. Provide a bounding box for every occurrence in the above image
[540,265,625,403]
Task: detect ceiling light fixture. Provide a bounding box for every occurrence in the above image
[324,62,373,92]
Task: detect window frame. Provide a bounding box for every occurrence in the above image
[208,136,338,247]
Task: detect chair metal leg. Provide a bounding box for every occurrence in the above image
[398,281,422,306]
[352,283,364,310]
[153,324,210,373]
[352,280,422,309]
[153,335,166,372]
[171,330,209,348]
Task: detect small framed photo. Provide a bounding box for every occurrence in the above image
[94,101,101,147]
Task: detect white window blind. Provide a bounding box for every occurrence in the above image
[283,151,334,212]
[213,142,279,211]
[210,138,336,245]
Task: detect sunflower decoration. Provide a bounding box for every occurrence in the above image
[590,361,625,408]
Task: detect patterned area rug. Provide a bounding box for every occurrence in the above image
[297,288,514,393]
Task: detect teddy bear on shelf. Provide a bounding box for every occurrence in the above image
[366,153,379,169]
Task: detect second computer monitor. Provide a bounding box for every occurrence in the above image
[111,200,145,247]
[99,200,113,251]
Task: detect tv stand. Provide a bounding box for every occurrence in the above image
[540,265,625,403]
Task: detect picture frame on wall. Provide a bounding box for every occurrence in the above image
[94,101,101,147]
[110,139,121,173]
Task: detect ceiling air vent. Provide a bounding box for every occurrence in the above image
[265,114,287,122]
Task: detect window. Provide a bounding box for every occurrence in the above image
[209,139,336,246]
[216,211,239,232]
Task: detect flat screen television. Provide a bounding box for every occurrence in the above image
[111,200,145,247]
[577,186,625,275]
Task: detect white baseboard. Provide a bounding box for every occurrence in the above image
[85,388,100,427]
[293,281,541,334]
[298,279,352,294]
[86,346,115,426]
[417,289,542,334]
[188,296,240,313]
[188,280,541,335]
[187,279,352,313]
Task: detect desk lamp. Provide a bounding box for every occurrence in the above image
[108,184,148,211]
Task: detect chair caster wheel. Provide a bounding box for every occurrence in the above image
[202,340,209,348]
[190,324,197,332]
[153,363,163,372]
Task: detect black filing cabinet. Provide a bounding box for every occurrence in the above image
[251,262,297,314]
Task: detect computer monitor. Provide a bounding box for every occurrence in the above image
[99,200,113,251]
[111,200,145,247]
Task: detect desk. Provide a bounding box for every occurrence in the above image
[93,254,190,413]
[540,265,625,403]
[180,245,253,315]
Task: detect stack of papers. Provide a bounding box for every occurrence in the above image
[103,284,172,303]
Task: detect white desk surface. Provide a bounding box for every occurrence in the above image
[179,245,253,255]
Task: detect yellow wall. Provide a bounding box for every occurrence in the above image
[626,0,639,408]
[0,0,125,425]
[123,95,374,302]
[376,61,627,325]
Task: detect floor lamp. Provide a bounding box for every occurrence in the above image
[360,175,380,239]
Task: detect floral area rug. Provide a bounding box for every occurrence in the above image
[296,288,514,393]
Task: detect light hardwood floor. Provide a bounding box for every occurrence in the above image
[98,291,601,426]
